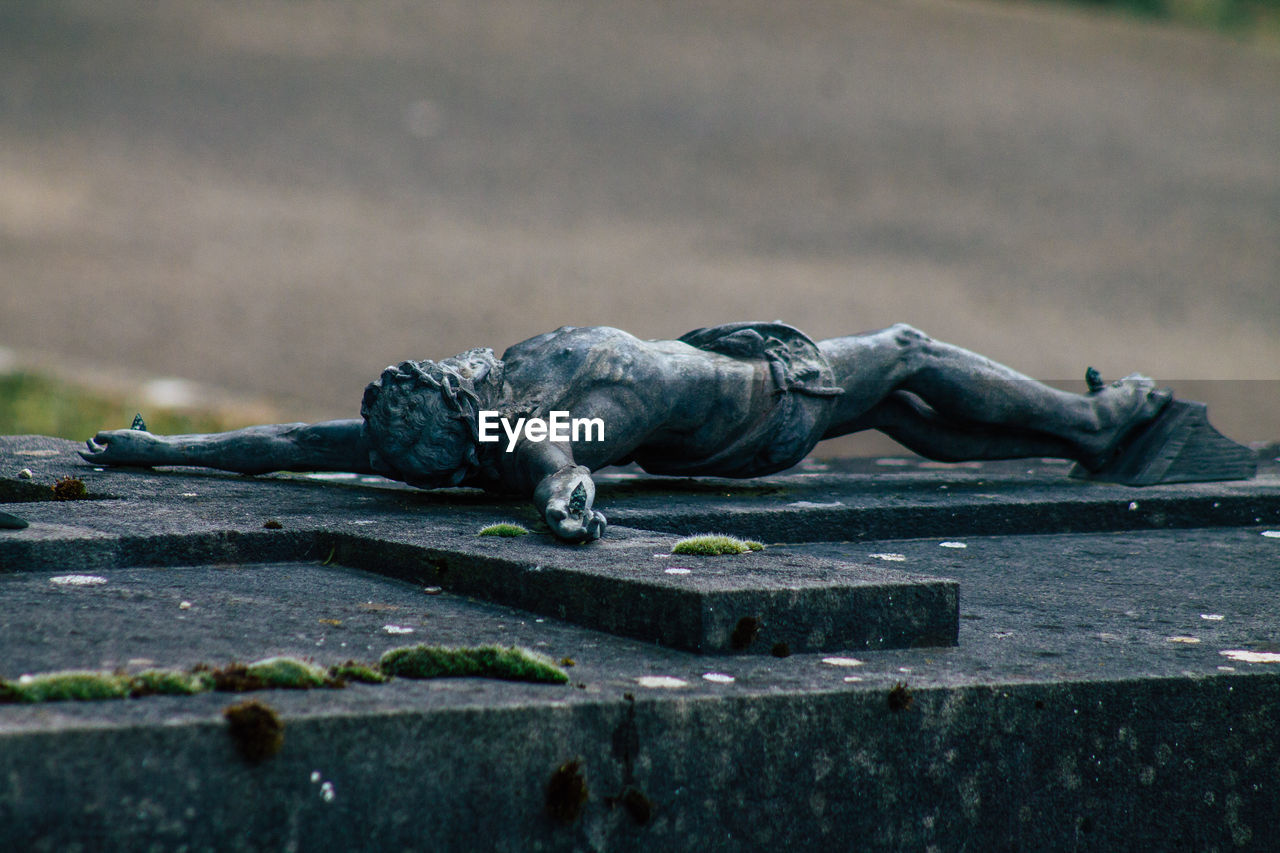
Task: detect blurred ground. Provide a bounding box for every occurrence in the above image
[1,0,1277,450]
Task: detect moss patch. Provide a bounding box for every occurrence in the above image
[0,670,132,703]
[130,669,215,697]
[329,661,390,684]
[379,644,569,684]
[1,647,571,704]
[478,523,529,537]
[246,656,333,689]
[545,759,590,824]
[888,681,914,713]
[672,534,764,556]
[51,476,88,501]
[224,699,284,763]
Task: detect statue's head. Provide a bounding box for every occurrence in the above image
[360,348,502,488]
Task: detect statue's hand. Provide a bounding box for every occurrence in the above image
[545,503,607,543]
[535,465,606,543]
[79,430,168,467]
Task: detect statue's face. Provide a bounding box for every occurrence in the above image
[403,456,470,489]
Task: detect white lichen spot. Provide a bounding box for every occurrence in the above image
[1128,502,1139,511]
[821,657,865,667]
[382,625,414,635]
[320,781,335,803]
[1166,636,1201,644]
[939,541,967,549]
[1261,531,1280,539]
[179,601,192,610]
[842,675,863,683]
[1199,614,1225,621]
[181,493,198,498]
[1220,649,1280,664]
[636,675,689,689]
[870,553,906,562]
[701,672,735,684]
[664,567,692,575]
[1217,666,1235,672]
[786,500,844,509]
[351,520,376,525]
[310,771,322,784]
[17,468,32,479]
[305,472,360,481]
[50,575,107,586]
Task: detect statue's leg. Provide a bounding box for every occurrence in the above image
[80,419,375,475]
[849,390,1080,462]
[818,324,1169,467]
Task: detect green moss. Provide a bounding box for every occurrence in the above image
[672,534,765,556]
[329,661,390,684]
[245,657,332,689]
[478,523,529,537]
[130,669,215,697]
[379,644,569,684]
[0,670,132,703]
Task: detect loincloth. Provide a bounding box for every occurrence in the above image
[632,322,844,478]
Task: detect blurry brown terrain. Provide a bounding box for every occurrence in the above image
[1,0,1277,453]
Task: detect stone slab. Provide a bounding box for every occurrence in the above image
[3,434,1280,849]
[0,437,957,654]
[1,530,1278,850]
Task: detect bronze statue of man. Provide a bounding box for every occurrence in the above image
[81,322,1213,542]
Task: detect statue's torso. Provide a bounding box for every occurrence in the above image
[493,324,839,482]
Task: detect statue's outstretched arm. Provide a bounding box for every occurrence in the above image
[521,440,607,543]
[80,419,374,476]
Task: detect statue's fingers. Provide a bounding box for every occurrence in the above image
[79,437,108,462]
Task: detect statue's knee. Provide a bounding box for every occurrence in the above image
[889,323,932,350]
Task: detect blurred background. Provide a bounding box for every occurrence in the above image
[1,0,1277,453]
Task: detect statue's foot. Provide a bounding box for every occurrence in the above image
[1070,399,1257,485]
[1078,371,1173,471]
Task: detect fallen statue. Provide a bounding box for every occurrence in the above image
[81,322,1255,542]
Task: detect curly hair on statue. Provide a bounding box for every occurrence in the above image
[359,347,502,488]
